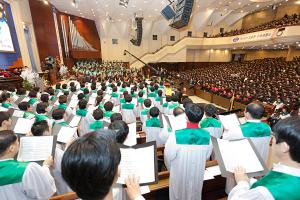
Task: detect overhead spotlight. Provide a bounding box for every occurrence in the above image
[43,0,49,5]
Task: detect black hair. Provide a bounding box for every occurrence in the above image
[78,99,88,110]
[204,104,217,117]
[70,86,77,93]
[144,99,151,108]
[16,88,26,95]
[83,88,90,95]
[109,120,129,144]
[171,94,179,102]
[166,96,171,102]
[80,83,85,88]
[157,90,162,97]
[273,117,300,163]
[124,94,132,103]
[91,85,97,91]
[77,93,85,100]
[104,101,114,112]
[56,83,61,90]
[28,90,37,98]
[123,91,129,96]
[59,95,67,104]
[185,103,204,123]
[97,90,103,96]
[70,82,75,87]
[173,107,184,117]
[150,107,159,118]
[40,94,50,103]
[52,108,65,120]
[245,102,265,119]
[95,96,103,106]
[112,87,117,92]
[61,132,121,200]
[18,102,30,111]
[31,120,49,136]
[93,109,104,120]
[138,91,144,98]
[62,84,67,89]
[0,112,10,127]
[36,102,48,114]
[182,98,193,109]
[0,130,17,156]
[150,87,155,92]
[110,113,123,123]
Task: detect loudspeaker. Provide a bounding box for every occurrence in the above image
[220,28,224,33]
[130,18,143,46]
[203,32,208,38]
[161,5,176,20]
[169,0,194,29]
[187,31,192,37]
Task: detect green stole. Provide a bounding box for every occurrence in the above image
[0,160,29,186]
[2,103,12,108]
[122,103,134,110]
[119,88,126,93]
[50,96,55,101]
[175,128,210,145]
[58,103,68,110]
[141,108,150,116]
[35,114,49,122]
[23,112,32,119]
[155,97,161,102]
[120,98,126,104]
[104,111,112,118]
[53,120,68,126]
[89,120,103,130]
[240,122,271,138]
[98,103,104,110]
[200,118,222,128]
[146,117,161,128]
[162,102,168,108]
[138,98,145,103]
[76,109,88,117]
[28,98,38,105]
[111,92,119,98]
[148,92,157,98]
[251,171,300,200]
[169,102,179,110]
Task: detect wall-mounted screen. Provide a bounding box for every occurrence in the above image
[0,0,15,53]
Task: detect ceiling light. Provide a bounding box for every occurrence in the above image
[296,0,300,4]
[256,4,260,8]
[120,0,129,8]
[43,0,49,5]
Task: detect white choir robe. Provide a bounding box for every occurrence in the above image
[52,148,72,194]
[164,132,213,200]
[0,161,56,200]
[79,115,96,136]
[144,126,168,147]
[121,107,137,124]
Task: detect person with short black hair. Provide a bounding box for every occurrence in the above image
[88,109,105,131]
[0,93,12,109]
[61,132,144,200]
[120,91,129,104]
[18,102,34,119]
[52,108,68,126]
[83,88,90,98]
[0,112,11,131]
[57,95,72,117]
[182,98,193,109]
[28,90,38,105]
[200,104,221,129]
[61,84,68,93]
[104,101,114,118]
[76,99,88,117]
[121,95,136,124]
[55,83,61,93]
[109,120,129,144]
[140,99,152,124]
[164,103,212,200]
[77,93,85,101]
[40,93,50,103]
[110,113,123,123]
[35,102,50,123]
[31,120,50,136]
[173,107,185,117]
[0,130,56,199]
[146,107,161,128]
[229,117,300,200]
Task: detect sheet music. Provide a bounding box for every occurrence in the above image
[124,123,137,146]
[17,136,54,162]
[69,115,82,127]
[0,107,8,112]
[117,145,156,184]
[204,170,215,180]
[87,105,96,113]
[218,114,241,130]
[88,97,96,105]
[168,114,187,131]
[12,110,24,118]
[217,138,264,173]
[112,105,120,113]
[13,118,35,134]
[68,98,78,108]
[206,165,221,177]
[57,126,77,143]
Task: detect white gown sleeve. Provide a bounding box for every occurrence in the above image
[228,181,274,200]
[21,162,56,199]
[164,131,178,170]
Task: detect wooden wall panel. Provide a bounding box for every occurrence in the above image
[29,0,59,67]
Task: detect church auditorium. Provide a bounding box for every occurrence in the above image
[0,0,300,199]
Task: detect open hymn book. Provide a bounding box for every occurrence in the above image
[212,137,268,178]
[117,141,158,186]
[17,136,56,162]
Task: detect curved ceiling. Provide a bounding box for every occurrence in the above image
[48,0,289,22]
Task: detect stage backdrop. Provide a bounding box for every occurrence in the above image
[0,0,22,69]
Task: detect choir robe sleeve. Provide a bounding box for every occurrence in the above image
[21,162,56,199]
[164,132,178,170]
[228,181,274,200]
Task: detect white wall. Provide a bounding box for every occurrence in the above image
[6,0,41,71]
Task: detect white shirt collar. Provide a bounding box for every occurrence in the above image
[246,119,261,123]
[0,158,14,162]
[273,163,300,177]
